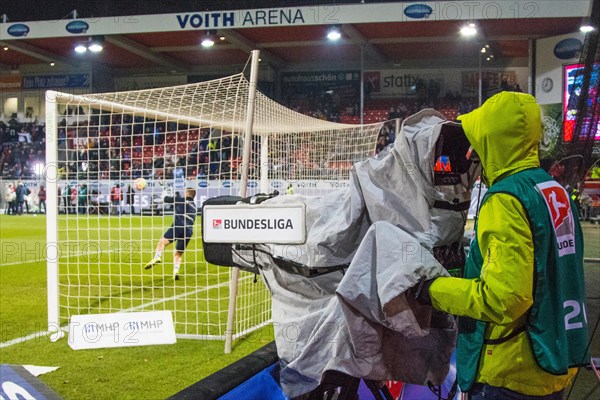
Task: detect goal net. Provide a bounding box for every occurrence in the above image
[45,61,385,347]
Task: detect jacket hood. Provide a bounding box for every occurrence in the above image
[458,92,541,186]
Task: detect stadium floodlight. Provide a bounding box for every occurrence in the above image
[327,26,342,41]
[88,43,103,52]
[581,24,595,33]
[74,36,104,53]
[460,22,477,37]
[201,37,215,47]
[201,31,216,48]
[45,53,385,351]
[580,17,595,33]
[74,44,87,53]
[88,38,103,52]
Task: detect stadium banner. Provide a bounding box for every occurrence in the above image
[203,204,306,244]
[365,67,527,100]
[539,103,564,160]
[282,70,360,109]
[68,311,176,350]
[365,68,445,99]
[0,365,62,400]
[0,74,22,91]
[462,70,518,97]
[0,2,590,40]
[22,74,91,90]
[0,179,350,213]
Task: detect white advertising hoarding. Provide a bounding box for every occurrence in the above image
[1,2,591,40]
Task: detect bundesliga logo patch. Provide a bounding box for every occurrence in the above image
[536,181,576,257]
[212,219,222,229]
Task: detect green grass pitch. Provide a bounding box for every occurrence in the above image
[0,214,274,400]
[1,215,598,399]
[53,214,269,338]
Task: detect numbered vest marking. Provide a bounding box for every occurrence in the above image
[564,300,588,330]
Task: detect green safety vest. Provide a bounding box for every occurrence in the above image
[457,168,589,390]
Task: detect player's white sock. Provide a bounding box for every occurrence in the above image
[154,251,163,260]
[173,263,181,278]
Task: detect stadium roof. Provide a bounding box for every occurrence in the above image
[0,1,593,75]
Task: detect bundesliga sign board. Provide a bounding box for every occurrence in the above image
[203,204,306,244]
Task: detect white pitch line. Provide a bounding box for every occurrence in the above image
[0,331,49,348]
[123,275,253,312]
[0,274,254,348]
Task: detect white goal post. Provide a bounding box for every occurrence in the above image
[45,51,385,350]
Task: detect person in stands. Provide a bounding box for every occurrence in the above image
[38,184,46,214]
[15,181,26,215]
[110,183,123,215]
[4,182,16,215]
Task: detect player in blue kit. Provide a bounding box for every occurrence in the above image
[144,188,197,280]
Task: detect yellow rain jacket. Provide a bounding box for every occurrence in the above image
[429,92,578,395]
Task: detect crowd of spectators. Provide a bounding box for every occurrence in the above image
[53,117,236,182]
[368,97,476,154]
[2,180,47,215]
[0,96,474,181]
[0,116,46,179]
[0,111,244,181]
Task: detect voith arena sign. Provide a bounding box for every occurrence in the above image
[203,204,306,244]
[176,8,305,29]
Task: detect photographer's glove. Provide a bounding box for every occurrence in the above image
[412,278,436,306]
